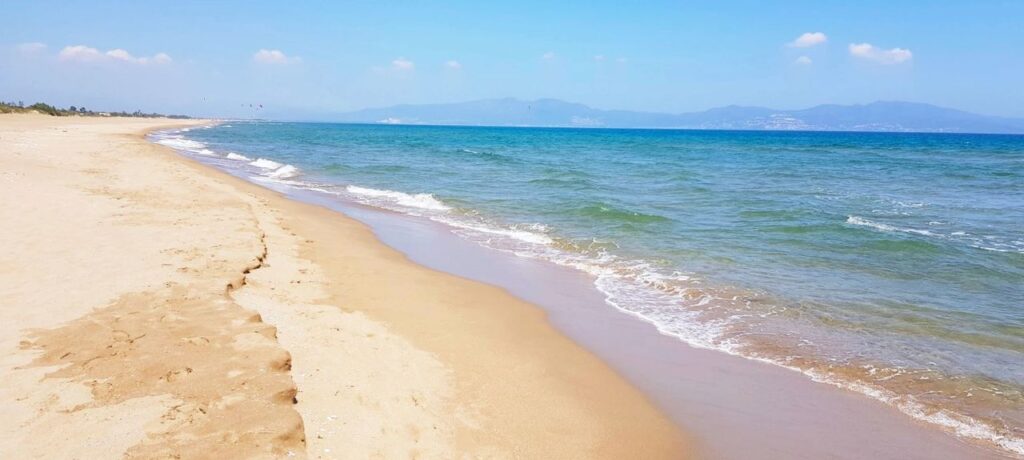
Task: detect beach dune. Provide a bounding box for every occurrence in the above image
[0,114,687,458]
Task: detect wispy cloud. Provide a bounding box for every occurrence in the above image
[391,57,415,70]
[57,45,172,65]
[445,60,462,69]
[593,54,606,62]
[541,51,556,61]
[794,55,813,65]
[253,49,300,64]
[788,32,828,48]
[848,43,912,64]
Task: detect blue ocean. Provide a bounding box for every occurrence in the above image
[154,122,1024,453]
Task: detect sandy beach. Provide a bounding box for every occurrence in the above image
[0,114,687,458]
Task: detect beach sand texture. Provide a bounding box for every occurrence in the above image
[0,114,686,458]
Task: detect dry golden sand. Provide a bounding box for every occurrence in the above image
[0,114,688,459]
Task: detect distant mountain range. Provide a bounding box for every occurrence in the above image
[325,98,1024,134]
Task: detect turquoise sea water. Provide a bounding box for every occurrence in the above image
[155,123,1024,454]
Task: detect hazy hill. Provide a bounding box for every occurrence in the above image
[326,98,1024,134]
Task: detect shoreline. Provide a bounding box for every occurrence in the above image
[241,168,1016,459]
[161,121,1017,459]
[159,119,1024,455]
[151,121,693,457]
[2,114,1014,458]
[0,114,687,457]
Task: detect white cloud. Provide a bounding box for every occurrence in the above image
[616,57,627,64]
[105,48,135,61]
[253,49,299,65]
[444,59,461,69]
[59,45,104,62]
[795,55,812,65]
[391,57,415,70]
[541,51,556,61]
[789,32,828,48]
[593,54,606,62]
[16,42,47,54]
[848,43,912,64]
[149,53,173,65]
[58,45,172,64]
[106,49,170,64]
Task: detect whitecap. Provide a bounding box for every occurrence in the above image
[437,218,554,245]
[156,137,207,151]
[226,152,252,161]
[346,185,451,211]
[846,216,936,237]
[267,164,300,179]
[250,158,283,170]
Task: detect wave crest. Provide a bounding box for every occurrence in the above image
[346,185,451,211]
[267,164,300,179]
[846,216,936,236]
[250,158,283,170]
[226,152,252,161]
[577,203,671,224]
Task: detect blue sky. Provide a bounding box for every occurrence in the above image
[2,1,1022,118]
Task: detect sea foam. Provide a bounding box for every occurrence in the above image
[846,216,936,237]
[156,137,207,152]
[267,164,300,179]
[846,215,1023,253]
[346,185,451,211]
[437,218,555,245]
[226,152,252,161]
[250,158,283,170]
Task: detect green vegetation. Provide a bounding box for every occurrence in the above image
[27,102,61,116]
[0,100,190,119]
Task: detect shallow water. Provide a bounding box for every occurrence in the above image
[156,122,1024,455]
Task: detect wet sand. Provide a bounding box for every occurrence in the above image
[0,114,686,458]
